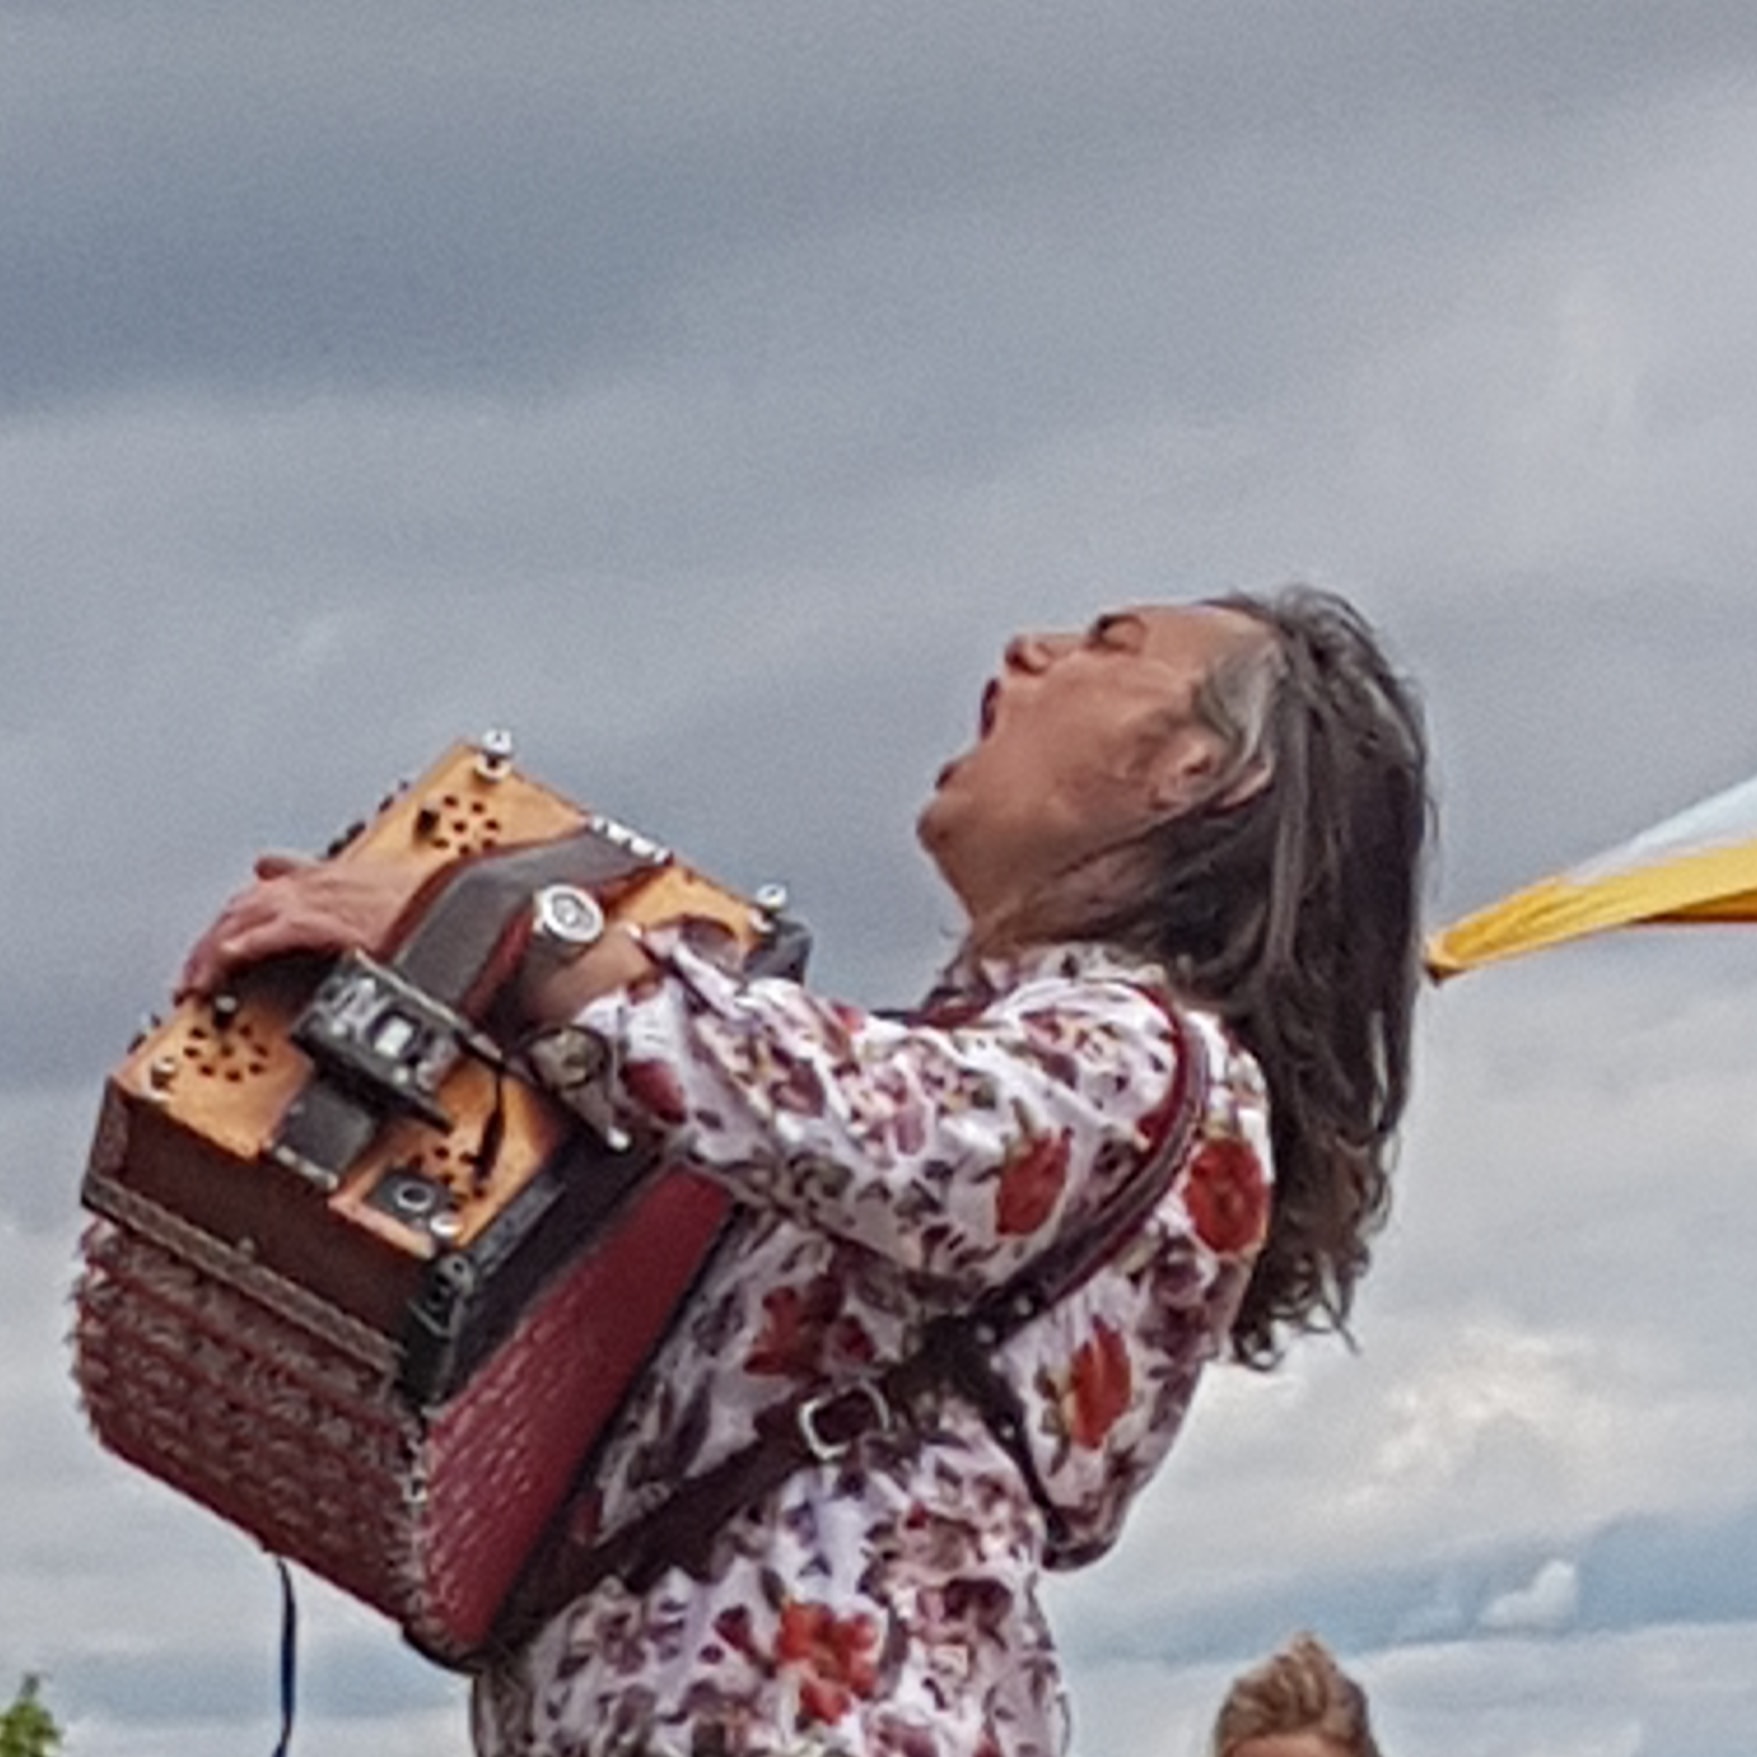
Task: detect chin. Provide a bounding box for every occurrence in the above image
[914,788,968,884]
[915,792,949,856]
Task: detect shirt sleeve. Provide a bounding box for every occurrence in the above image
[537,933,1186,1296]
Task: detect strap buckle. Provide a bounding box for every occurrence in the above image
[795,1381,893,1463]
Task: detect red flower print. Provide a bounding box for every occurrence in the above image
[828,1314,878,1366]
[711,1604,762,1664]
[776,1599,880,1726]
[1065,1319,1132,1449]
[744,1277,842,1377]
[994,1129,1071,1236]
[621,1057,690,1125]
[1183,1135,1269,1257]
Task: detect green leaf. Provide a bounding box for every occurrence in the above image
[0,1675,64,1757]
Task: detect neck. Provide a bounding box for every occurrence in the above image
[958,844,1148,961]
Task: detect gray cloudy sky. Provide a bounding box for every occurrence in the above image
[5,4,1757,1752]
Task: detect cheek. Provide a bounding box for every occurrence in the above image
[939,711,1155,857]
[1045,729,1162,827]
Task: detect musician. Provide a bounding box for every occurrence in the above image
[182,588,1428,1757]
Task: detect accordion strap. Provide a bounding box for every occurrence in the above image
[491,995,1207,1656]
[270,831,661,1186]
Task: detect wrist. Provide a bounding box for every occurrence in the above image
[518,904,656,1025]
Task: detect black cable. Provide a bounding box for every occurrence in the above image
[270,1554,297,1757]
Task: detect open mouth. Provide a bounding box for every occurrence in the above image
[978,679,999,738]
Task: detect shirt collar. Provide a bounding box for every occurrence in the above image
[922,938,1170,1010]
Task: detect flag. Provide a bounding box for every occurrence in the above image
[1426,772,1757,980]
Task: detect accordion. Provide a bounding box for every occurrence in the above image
[72,735,807,1665]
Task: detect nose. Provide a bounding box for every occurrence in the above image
[1003,630,1075,674]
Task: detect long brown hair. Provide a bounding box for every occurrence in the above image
[1089,585,1429,1366]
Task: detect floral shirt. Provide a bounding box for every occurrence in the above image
[472,936,1273,1757]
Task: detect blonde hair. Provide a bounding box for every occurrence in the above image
[1211,1633,1381,1757]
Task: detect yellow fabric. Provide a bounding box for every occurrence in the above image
[1426,839,1757,979]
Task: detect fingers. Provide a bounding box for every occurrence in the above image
[176,854,419,999]
[177,929,238,1000]
[177,894,280,997]
[253,852,314,881]
[176,861,328,997]
[178,908,312,998]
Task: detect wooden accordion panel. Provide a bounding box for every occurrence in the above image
[72,738,799,1664]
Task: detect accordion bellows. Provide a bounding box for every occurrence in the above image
[71,739,800,1664]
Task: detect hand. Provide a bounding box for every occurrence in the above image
[517,922,657,1026]
[177,852,427,998]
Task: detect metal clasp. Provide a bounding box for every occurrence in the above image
[795,1381,893,1463]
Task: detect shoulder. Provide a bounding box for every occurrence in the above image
[983,945,1248,1081]
[975,941,1180,1026]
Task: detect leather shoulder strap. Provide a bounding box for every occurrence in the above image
[490,991,1212,1644]
[916,996,1209,1551]
[967,992,1209,1340]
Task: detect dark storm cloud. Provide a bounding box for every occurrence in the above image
[3,1,1756,416]
[10,8,1757,1751]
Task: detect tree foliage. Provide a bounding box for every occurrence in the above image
[0,1676,62,1757]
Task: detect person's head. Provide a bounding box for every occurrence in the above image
[1211,1633,1381,1757]
[918,602,1272,933]
[919,585,1429,1363]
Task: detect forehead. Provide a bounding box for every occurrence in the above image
[1125,602,1267,670]
[1225,1736,1349,1757]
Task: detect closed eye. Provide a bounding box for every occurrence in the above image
[1086,611,1148,651]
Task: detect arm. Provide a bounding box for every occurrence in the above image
[535,934,1186,1296]
[179,852,659,1004]
[180,860,1182,1294]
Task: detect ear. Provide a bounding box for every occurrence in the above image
[1212,753,1274,811]
[1146,725,1271,818]
[1144,723,1228,819]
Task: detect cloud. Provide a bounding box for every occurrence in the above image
[8,6,1757,1752]
[1359,1622,1757,1757]
[1479,1559,1581,1634]
[3,1,1754,416]
[1067,1620,1757,1757]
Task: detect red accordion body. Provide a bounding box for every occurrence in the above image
[72,739,801,1665]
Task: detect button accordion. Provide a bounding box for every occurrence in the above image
[71,735,807,1665]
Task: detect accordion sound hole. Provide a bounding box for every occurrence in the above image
[372,1133,472,1201]
[183,1019,273,1082]
[421,793,504,857]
